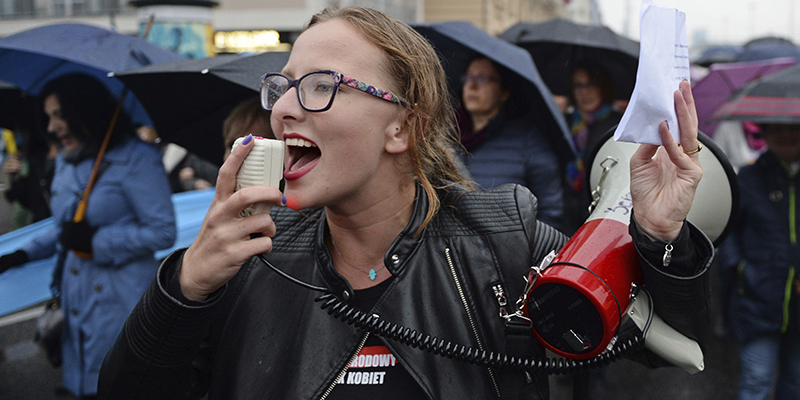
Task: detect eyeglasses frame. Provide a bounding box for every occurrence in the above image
[260,69,406,112]
[460,75,501,86]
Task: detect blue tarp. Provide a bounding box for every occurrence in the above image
[0,188,214,317]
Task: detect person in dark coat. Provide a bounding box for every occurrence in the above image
[719,122,800,400]
[456,56,564,230]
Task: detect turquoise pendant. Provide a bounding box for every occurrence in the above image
[368,269,377,280]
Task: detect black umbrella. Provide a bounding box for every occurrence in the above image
[734,37,800,63]
[499,18,639,99]
[411,21,575,163]
[692,44,743,67]
[714,64,800,124]
[0,80,24,130]
[111,51,291,166]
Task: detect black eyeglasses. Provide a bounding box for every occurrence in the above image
[260,70,406,112]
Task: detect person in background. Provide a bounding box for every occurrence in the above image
[711,120,766,173]
[222,96,275,162]
[456,56,564,230]
[562,61,624,236]
[0,127,57,229]
[136,125,218,193]
[0,73,177,400]
[719,122,800,400]
[97,7,711,400]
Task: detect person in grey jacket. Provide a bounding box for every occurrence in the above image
[98,7,710,400]
[0,73,177,399]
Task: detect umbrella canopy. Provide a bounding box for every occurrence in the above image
[0,80,24,130]
[0,23,185,126]
[693,57,797,135]
[411,21,575,163]
[499,18,639,99]
[692,45,744,68]
[734,37,800,63]
[111,51,291,166]
[714,64,800,124]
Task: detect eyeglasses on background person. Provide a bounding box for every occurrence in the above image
[460,75,500,86]
[260,69,406,112]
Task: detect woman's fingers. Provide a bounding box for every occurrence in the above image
[676,80,700,156]
[215,133,254,200]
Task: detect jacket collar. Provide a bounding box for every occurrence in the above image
[314,182,429,298]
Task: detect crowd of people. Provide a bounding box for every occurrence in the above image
[0,5,796,400]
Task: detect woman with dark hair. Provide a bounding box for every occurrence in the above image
[0,73,177,399]
[457,56,564,230]
[563,61,625,235]
[222,96,275,161]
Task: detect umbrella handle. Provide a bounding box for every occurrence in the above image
[71,90,127,258]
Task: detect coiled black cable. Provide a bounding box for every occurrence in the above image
[258,253,653,375]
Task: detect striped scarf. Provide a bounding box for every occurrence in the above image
[566,104,613,193]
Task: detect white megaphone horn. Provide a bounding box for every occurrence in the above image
[520,129,739,373]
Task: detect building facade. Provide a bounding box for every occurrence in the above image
[0,0,577,52]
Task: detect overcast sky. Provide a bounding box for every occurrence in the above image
[596,0,800,47]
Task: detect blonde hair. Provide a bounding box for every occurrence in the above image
[308,7,472,234]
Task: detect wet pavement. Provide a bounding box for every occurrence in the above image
[0,305,65,400]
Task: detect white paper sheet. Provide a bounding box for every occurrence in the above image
[614,0,690,145]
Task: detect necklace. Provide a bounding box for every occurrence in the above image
[330,236,385,281]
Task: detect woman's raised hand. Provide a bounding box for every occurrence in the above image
[180,134,284,301]
[629,80,703,241]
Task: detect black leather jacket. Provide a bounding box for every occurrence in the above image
[98,183,713,400]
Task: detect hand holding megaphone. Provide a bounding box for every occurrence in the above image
[522,80,734,368]
[180,134,285,302]
[629,80,703,242]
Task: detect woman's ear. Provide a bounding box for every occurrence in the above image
[500,87,511,104]
[385,110,413,154]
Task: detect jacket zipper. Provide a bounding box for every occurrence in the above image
[445,247,501,398]
[319,332,370,400]
[784,182,797,332]
[492,284,509,319]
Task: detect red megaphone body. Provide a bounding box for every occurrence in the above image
[520,132,737,360]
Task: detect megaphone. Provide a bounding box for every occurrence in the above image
[520,130,738,367]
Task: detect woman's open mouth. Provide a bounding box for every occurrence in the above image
[283,136,321,181]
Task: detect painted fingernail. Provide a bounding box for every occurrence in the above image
[281,195,287,205]
[242,134,253,145]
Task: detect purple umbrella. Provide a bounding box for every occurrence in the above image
[714,64,800,124]
[692,57,797,136]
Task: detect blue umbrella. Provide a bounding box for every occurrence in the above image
[411,21,576,163]
[0,23,185,126]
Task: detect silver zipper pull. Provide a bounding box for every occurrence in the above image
[492,284,509,318]
[662,243,673,267]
